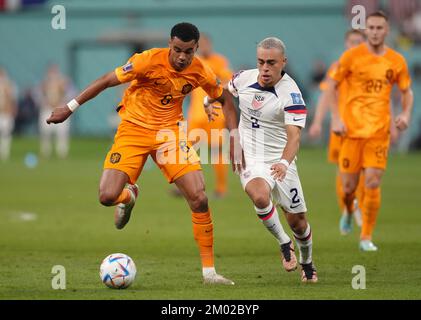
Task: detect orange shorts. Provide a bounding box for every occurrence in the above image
[339,135,390,173]
[327,131,343,164]
[103,120,201,184]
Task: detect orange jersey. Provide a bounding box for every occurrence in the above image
[115,48,223,130]
[331,43,411,138]
[319,61,348,119]
[187,53,232,124]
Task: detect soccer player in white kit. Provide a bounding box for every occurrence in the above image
[38,64,74,159]
[207,37,317,282]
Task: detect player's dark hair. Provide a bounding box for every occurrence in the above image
[171,22,200,43]
[345,29,366,40]
[367,10,388,22]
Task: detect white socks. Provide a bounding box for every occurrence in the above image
[202,267,216,278]
[293,223,312,264]
[255,202,291,245]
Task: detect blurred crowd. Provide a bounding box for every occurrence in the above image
[0,64,76,161]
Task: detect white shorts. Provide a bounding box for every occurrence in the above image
[240,162,307,214]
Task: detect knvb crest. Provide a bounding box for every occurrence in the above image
[110,152,121,164]
[252,94,265,110]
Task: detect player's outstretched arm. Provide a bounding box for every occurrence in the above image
[395,87,414,131]
[325,77,345,136]
[271,125,301,182]
[211,88,245,173]
[308,88,332,139]
[46,71,121,124]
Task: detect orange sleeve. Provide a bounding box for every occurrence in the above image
[199,63,223,99]
[331,51,353,84]
[114,50,152,83]
[396,58,411,91]
[216,57,233,84]
[319,80,328,91]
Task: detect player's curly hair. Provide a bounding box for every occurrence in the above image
[171,22,200,43]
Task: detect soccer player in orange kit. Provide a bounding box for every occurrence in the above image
[308,30,366,234]
[46,22,244,284]
[326,12,414,251]
[187,33,233,198]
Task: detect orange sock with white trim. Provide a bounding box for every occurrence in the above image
[192,211,214,268]
[361,187,381,240]
[112,188,131,205]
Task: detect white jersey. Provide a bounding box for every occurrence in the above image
[228,69,307,164]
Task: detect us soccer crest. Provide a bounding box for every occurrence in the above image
[252,94,265,110]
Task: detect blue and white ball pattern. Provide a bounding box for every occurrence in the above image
[100,253,137,289]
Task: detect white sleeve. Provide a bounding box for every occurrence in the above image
[227,71,243,98]
[283,91,307,128]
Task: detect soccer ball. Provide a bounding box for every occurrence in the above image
[100,253,137,289]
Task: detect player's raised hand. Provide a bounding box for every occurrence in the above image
[390,120,399,145]
[203,95,221,122]
[308,122,322,139]
[230,131,245,174]
[331,116,346,136]
[46,106,73,124]
[395,112,410,131]
[270,163,287,182]
[204,104,221,122]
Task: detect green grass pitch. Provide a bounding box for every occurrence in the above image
[1,137,421,300]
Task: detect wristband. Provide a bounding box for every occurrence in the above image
[203,96,211,107]
[67,99,80,112]
[279,159,290,168]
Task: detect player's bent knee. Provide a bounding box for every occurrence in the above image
[99,191,118,207]
[365,178,381,189]
[251,194,271,209]
[343,182,357,195]
[189,192,209,212]
[286,213,307,233]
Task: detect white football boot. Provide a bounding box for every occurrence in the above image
[114,184,139,229]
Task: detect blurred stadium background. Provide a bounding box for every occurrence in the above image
[1,0,421,300]
[1,0,421,147]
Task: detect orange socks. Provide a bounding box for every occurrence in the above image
[112,188,131,205]
[361,187,381,240]
[192,211,214,268]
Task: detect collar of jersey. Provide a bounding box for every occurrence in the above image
[248,82,278,97]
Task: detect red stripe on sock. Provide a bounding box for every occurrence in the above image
[294,230,312,241]
[259,206,275,221]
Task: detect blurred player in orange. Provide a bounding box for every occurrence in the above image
[308,30,366,234]
[327,12,414,251]
[187,33,233,198]
[46,22,244,284]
